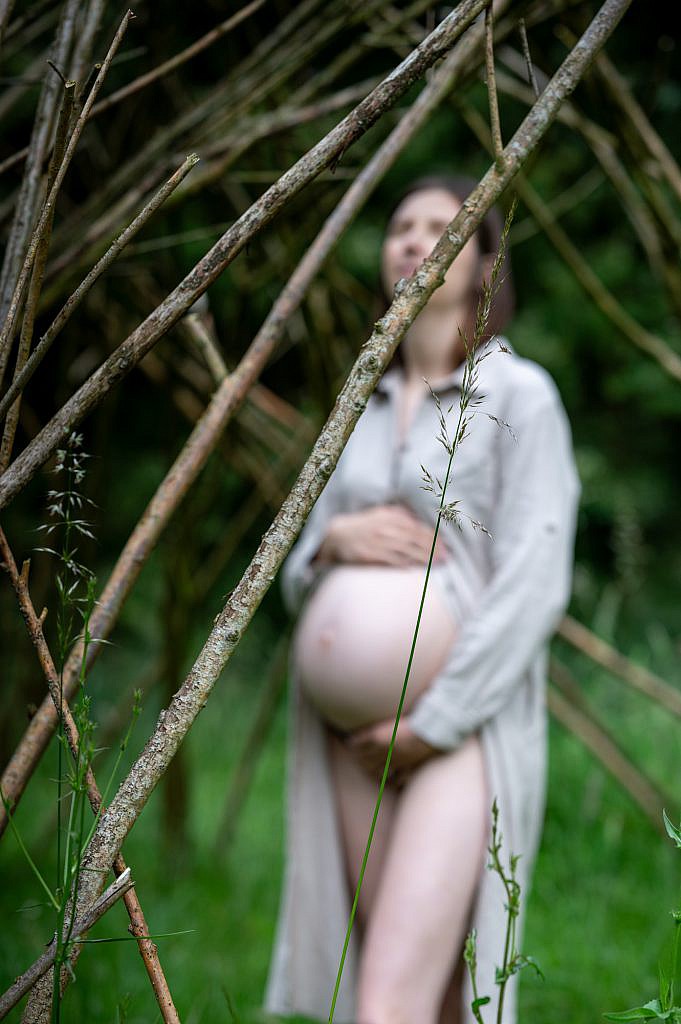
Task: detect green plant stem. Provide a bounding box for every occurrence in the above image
[495,879,514,1023]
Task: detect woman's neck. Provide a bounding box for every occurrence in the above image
[400,303,468,384]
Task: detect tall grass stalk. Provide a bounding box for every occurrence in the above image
[37,432,98,1021]
[327,201,516,1023]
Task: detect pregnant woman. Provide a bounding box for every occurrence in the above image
[265,176,580,1024]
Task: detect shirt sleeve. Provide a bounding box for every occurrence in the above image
[408,389,580,751]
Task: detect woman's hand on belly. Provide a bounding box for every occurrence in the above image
[346,716,438,782]
[316,504,447,567]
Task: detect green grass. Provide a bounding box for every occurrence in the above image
[0,594,678,1022]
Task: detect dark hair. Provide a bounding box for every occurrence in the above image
[382,173,515,347]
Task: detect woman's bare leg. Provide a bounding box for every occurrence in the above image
[328,731,398,925]
[356,734,488,1024]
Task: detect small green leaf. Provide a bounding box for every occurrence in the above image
[604,1009,659,1021]
[472,997,491,1010]
[515,954,545,980]
[663,810,681,848]
[604,1003,672,1021]
[660,963,672,1011]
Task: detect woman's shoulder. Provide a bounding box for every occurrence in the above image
[479,338,565,419]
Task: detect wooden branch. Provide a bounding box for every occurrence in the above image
[0,0,493,514]
[175,80,376,205]
[484,1,504,170]
[517,18,539,98]
[0,0,19,49]
[558,615,681,720]
[0,0,80,388]
[67,0,106,92]
[0,0,502,834]
[0,867,134,1019]
[182,307,228,385]
[94,0,266,116]
[0,154,200,424]
[0,9,135,371]
[0,79,74,471]
[460,102,681,383]
[31,4,632,1010]
[0,529,180,1024]
[549,658,667,835]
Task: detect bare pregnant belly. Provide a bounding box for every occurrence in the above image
[293,565,457,732]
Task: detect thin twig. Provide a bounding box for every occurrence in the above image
[94,0,266,116]
[0,79,75,471]
[558,615,681,720]
[0,867,134,1019]
[0,154,200,424]
[517,18,539,98]
[0,528,180,1024]
[0,0,80,388]
[0,10,135,373]
[484,1,504,170]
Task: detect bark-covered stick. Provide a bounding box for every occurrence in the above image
[60,0,634,972]
[558,615,681,719]
[0,1,498,835]
[0,867,135,1019]
[0,79,75,471]
[484,2,505,170]
[0,0,492,513]
[0,9,135,365]
[0,529,180,1024]
[0,0,80,387]
[0,154,200,424]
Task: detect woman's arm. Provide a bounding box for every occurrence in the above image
[280,466,345,614]
[408,387,580,751]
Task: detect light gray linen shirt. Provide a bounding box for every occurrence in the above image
[266,340,580,1023]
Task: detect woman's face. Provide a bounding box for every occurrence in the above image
[381,187,481,311]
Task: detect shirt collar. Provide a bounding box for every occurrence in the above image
[376,337,507,397]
